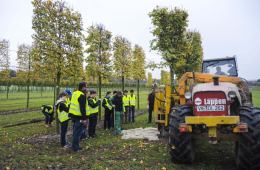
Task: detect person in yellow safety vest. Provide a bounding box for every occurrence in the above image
[80,90,91,140]
[56,90,71,149]
[102,91,113,130]
[88,90,101,138]
[69,82,88,153]
[129,89,136,123]
[41,104,54,127]
[65,89,72,105]
[122,90,130,124]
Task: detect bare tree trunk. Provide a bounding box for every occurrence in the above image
[26,79,29,108]
[98,75,101,122]
[55,72,61,134]
[122,76,124,91]
[137,79,140,110]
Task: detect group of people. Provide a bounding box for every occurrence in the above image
[41,82,147,153]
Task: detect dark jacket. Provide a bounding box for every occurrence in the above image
[110,95,123,111]
[148,93,155,106]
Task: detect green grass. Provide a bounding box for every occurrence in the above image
[0,91,54,99]
[0,90,259,170]
[0,90,149,111]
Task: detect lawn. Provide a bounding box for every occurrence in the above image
[0,90,259,170]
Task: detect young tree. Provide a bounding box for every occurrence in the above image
[17,44,32,108]
[132,44,146,110]
[149,6,189,84]
[146,72,153,87]
[174,30,203,78]
[85,23,112,121]
[113,35,132,91]
[0,39,10,99]
[31,0,84,133]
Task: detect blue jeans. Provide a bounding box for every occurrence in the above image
[129,106,135,123]
[60,120,69,146]
[72,120,83,151]
[80,119,89,140]
[42,110,53,124]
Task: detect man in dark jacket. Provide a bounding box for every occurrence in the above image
[88,90,101,138]
[110,91,123,135]
[69,82,88,152]
[102,91,113,130]
[147,88,155,123]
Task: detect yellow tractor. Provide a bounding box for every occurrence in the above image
[154,56,260,170]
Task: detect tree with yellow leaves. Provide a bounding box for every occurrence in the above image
[146,72,153,87]
[113,36,132,91]
[31,0,84,133]
[174,30,203,78]
[149,6,189,85]
[85,23,112,121]
[17,44,33,108]
[132,44,146,109]
[0,39,10,99]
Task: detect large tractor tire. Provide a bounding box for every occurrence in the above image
[236,106,260,170]
[168,105,195,164]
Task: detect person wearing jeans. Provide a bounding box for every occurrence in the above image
[129,90,136,123]
[41,105,54,127]
[80,90,90,140]
[69,82,88,153]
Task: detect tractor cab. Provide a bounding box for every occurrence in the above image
[202,56,238,77]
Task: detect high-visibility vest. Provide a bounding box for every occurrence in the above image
[65,97,70,105]
[57,101,69,122]
[129,95,136,106]
[85,99,91,116]
[104,98,112,110]
[69,90,85,116]
[89,98,99,114]
[123,95,130,106]
[41,105,53,114]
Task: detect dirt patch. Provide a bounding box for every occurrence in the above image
[22,109,148,144]
[3,118,45,128]
[0,107,41,115]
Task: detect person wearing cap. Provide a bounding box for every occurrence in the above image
[65,89,72,104]
[56,90,71,149]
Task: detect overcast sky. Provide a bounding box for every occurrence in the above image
[0,0,259,80]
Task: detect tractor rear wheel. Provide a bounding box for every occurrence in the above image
[168,105,195,164]
[236,106,260,170]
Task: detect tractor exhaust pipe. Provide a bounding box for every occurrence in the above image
[212,76,219,85]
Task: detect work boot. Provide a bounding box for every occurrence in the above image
[45,124,49,128]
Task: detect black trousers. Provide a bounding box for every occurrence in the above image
[104,109,112,129]
[88,115,97,137]
[148,105,154,123]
